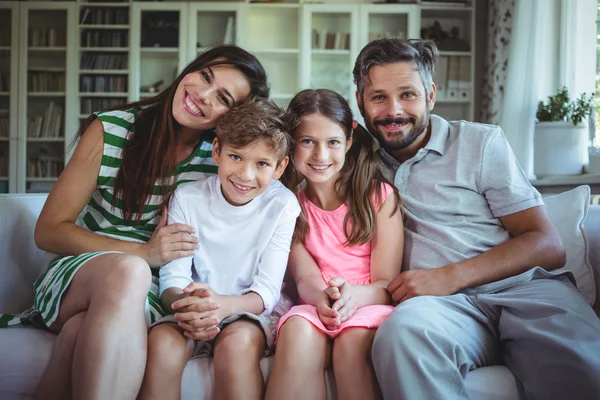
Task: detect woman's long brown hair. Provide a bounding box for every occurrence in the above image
[284,89,401,246]
[76,45,269,223]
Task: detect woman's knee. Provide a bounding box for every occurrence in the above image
[97,254,152,300]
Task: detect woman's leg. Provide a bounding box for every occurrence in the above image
[38,253,152,400]
[35,312,86,400]
[332,328,380,400]
[265,317,330,400]
[138,323,195,400]
[212,319,266,400]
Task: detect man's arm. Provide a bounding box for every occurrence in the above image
[389,205,566,302]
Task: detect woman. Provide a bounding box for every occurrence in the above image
[6,45,269,399]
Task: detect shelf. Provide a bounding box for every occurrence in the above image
[27,177,58,182]
[0,92,9,96]
[311,49,350,55]
[140,92,160,98]
[437,97,471,104]
[248,3,300,9]
[141,47,179,54]
[79,69,128,74]
[530,174,600,187]
[80,47,130,52]
[439,51,472,56]
[0,137,9,142]
[0,176,7,180]
[251,48,299,55]
[28,67,66,72]
[79,2,131,7]
[80,25,130,30]
[27,137,64,142]
[0,46,9,51]
[421,2,473,11]
[79,92,128,97]
[28,92,65,97]
[28,47,66,52]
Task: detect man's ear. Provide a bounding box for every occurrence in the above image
[355,90,365,118]
[428,82,436,111]
[212,137,221,165]
[273,156,289,180]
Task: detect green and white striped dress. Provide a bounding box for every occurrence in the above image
[1,109,217,328]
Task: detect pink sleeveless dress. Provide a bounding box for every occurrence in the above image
[277,184,395,338]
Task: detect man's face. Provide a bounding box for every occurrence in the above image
[357,62,435,153]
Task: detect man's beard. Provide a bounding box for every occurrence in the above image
[368,109,430,152]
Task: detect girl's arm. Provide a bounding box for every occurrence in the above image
[351,192,404,308]
[34,118,197,267]
[290,241,329,308]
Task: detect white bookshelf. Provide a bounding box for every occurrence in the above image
[3,0,476,193]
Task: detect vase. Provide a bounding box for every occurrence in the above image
[534,121,588,177]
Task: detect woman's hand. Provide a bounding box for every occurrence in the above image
[327,277,357,323]
[171,283,223,341]
[141,207,199,268]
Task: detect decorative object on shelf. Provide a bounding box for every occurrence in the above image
[140,79,164,94]
[589,137,600,175]
[420,21,469,51]
[534,87,594,177]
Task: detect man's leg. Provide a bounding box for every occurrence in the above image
[372,295,499,400]
[484,278,600,400]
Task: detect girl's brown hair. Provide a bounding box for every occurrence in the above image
[77,45,269,222]
[284,89,401,245]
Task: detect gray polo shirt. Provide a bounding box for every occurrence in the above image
[379,114,547,294]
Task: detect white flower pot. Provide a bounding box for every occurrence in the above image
[534,121,587,177]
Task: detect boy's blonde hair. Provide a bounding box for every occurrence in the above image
[215,97,297,161]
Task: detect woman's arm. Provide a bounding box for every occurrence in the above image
[34,119,197,267]
[352,193,404,308]
[290,241,329,307]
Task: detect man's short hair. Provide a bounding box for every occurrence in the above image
[353,38,438,99]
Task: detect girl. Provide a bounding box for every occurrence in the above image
[265,89,404,400]
[1,45,269,399]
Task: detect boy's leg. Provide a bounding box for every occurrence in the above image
[265,316,331,400]
[372,295,499,400]
[213,319,266,400]
[333,328,379,400]
[138,323,195,400]
[486,278,600,399]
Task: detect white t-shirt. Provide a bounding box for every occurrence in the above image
[159,175,301,315]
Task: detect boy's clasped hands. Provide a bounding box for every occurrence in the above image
[171,282,227,341]
[317,277,358,331]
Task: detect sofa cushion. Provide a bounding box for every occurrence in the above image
[543,185,595,304]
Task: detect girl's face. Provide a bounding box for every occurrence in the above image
[293,113,352,185]
[172,64,251,132]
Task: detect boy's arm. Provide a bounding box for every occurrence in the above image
[243,205,300,315]
[159,189,196,311]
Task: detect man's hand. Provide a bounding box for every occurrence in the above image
[171,283,223,341]
[387,266,460,303]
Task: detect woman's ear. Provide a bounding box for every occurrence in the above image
[212,137,221,165]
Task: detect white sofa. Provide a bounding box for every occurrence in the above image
[0,191,599,400]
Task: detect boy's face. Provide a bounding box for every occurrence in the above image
[212,138,288,206]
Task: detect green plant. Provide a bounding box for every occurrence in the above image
[536,87,594,126]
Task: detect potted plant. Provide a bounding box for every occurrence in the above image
[534,87,593,176]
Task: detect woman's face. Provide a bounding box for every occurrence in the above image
[172,64,251,132]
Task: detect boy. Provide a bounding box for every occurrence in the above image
[138,97,301,400]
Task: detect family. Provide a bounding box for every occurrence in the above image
[2,38,600,400]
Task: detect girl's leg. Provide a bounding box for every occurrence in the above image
[138,323,195,400]
[40,253,152,400]
[212,319,266,400]
[265,317,331,400]
[332,328,380,400]
[35,312,86,400]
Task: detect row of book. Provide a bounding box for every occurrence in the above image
[27,155,64,178]
[28,72,66,92]
[80,76,127,93]
[29,29,65,47]
[80,8,129,25]
[0,73,9,92]
[435,56,471,100]
[81,31,128,48]
[27,102,64,139]
[0,116,8,138]
[80,53,128,70]
[311,30,350,51]
[80,97,125,115]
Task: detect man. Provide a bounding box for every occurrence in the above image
[354,38,600,399]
